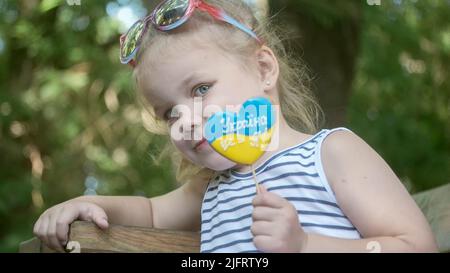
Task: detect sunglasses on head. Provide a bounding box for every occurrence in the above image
[119,0,262,67]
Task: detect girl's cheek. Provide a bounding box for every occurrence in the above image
[171,135,183,146]
[169,134,185,150]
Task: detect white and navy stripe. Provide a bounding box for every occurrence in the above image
[200,127,361,253]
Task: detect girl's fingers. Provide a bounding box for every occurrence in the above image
[258,185,268,194]
[33,202,109,252]
[79,204,109,230]
[253,235,273,252]
[38,217,50,250]
[252,188,286,208]
[250,220,273,236]
[48,213,65,252]
[93,215,109,230]
[56,205,85,245]
[252,206,279,221]
[54,208,70,246]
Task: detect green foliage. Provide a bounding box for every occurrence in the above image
[348,0,450,193]
[0,0,175,252]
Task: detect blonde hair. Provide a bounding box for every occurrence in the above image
[133,0,323,184]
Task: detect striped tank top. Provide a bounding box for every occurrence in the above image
[200,127,361,253]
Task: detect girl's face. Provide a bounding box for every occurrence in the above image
[139,44,269,171]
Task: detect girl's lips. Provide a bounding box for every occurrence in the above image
[193,138,207,150]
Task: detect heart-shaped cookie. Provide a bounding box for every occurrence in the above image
[204,97,276,165]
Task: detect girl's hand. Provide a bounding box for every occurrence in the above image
[251,186,307,252]
[33,200,109,252]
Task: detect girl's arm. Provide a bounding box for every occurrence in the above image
[72,195,153,227]
[74,177,208,231]
[149,176,209,231]
[302,130,437,252]
[34,177,208,251]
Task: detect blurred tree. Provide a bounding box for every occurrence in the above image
[0,0,175,252]
[269,0,363,127]
[348,0,450,192]
[269,0,449,192]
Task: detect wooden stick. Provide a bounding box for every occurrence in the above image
[251,164,260,194]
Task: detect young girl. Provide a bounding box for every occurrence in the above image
[33,0,437,253]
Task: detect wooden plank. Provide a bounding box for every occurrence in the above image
[19,238,41,253]
[19,237,56,253]
[19,221,200,253]
[68,221,200,253]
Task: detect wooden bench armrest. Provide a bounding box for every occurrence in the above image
[19,221,200,253]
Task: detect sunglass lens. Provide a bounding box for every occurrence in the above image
[121,20,146,61]
[154,0,189,27]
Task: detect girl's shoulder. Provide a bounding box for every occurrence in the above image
[317,127,387,189]
[312,127,361,161]
[319,127,368,162]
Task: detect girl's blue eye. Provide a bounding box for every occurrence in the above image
[193,84,210,97]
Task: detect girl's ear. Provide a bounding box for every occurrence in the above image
[255,46,279,94]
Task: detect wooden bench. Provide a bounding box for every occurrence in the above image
[19,221,200,253]
[20,183,450,253]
